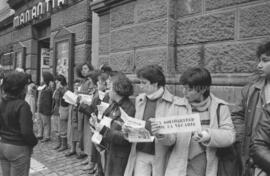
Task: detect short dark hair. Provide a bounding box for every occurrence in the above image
[26,73,33,84]
[56,74,67,86]
[2,71,28,96]
[42,72,54,85]
[136,65,165,87]
[257,41,270,58]
[111,72,133,98]
[100,65,112,74]
[179,67,212,98]
[86,70,100,86]
[76,62,94,78]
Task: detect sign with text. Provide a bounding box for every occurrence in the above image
[154,114,201,134]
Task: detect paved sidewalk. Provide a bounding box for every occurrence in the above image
[0,140,93,176]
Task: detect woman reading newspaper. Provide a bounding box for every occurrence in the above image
[90,72,135,176]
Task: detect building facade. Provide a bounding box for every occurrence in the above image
[0,0,92,88]
[91,0,270,103]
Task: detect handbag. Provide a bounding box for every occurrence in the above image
[216,104,242,176]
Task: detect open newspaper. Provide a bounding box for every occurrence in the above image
[63,90,93,106]
[63,90,78,105]
[120,108,154,143]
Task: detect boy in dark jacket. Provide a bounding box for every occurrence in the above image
[37,72,54,142]
[232,41,270,176]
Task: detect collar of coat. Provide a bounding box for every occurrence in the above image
[254,78,267,90]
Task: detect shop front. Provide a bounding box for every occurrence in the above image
[3,0,92,87]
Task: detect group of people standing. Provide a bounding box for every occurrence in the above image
[1,41,270,176]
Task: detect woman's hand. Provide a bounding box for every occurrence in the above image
[192,130,210,143]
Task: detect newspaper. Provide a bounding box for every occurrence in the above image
[78,94,93,106]
[154,113,201,134]
[97,102,110,120]
[98,90,106,100]
[63,90,78,105]
[120,108,154,143]
[124,125,155,143]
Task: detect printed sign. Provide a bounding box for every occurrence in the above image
[154,114,201,134]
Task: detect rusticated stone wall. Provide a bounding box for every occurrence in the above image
[91,0,270,103]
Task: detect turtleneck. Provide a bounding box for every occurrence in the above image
[190,96,211,112]
[146,87,164,100]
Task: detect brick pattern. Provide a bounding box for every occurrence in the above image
[177,11,235,45]
[240,3,270,39]
[176,0,202,18]
[94,0,270,102]
[51,0,90,30]
[111,2,135,29]
[136,0,167,22]
[205,0,258,11]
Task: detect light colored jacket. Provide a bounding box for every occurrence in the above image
[166,94,236,176]
[124,88,190,176]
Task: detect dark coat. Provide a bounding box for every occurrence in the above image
[38,86,53,116]
[99,97,135,176]
[250,109,270,175]
[231,79,268,176]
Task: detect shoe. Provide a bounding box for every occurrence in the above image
[82,165,92,171]
[77,153,87,159]
[88,164,98,174]
[80,159,89,165]
[65,151,76,157]
[37,136,43,140]
[57,137,68,152]
[40,138,50,143]
[53,136,62,150]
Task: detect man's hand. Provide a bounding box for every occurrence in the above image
[149,118,164,139]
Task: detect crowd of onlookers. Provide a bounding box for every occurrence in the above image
[2,41,270,176]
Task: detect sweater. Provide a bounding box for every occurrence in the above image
[0,96,38,147]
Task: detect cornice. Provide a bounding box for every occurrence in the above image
[7,0,26,10]
[90,0,135,15]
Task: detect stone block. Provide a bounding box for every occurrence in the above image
[99,14,110,34]
[177,11,235,45]
[12,25,32,42]
[0,31,12,48]
[110,27,134,52]
[204,41,261,73]
[206,0,257,11]
[240,3,270,38]
[67,22,90,44]
[111,2,135,29]
[67,21,92,43]
[111,19,168,52]
[136,0,167,23]
[110,51,134,73]
[74,44,90,65]
[211,86,243,104]
[98,55,110,66]
[176,0,202,18]
[99,34,110,54]
[135,47,168,72]
[176,45,202,73]
[135,18,168,48]
[51,0,90,30]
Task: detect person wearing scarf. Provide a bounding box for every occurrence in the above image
[168,67,235,176]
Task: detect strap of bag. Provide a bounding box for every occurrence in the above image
[216,103,223,128]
